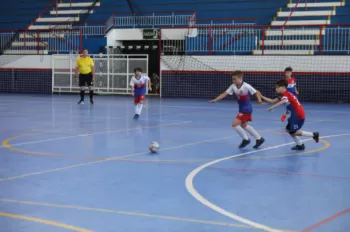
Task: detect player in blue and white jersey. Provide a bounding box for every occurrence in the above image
[129,67,152,119]
[209,70,265,149]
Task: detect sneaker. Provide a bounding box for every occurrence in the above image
[239,139,250,148]
[313,132,319,143]
[281,114,287,122]
[77,100,84,104]
[291,144,305,150]
[133,114,139,120]
[90,99,94,104]
[253,137,265,149]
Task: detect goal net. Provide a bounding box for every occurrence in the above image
[160,26,350,103]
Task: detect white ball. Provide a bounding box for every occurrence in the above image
[149,141,160,153]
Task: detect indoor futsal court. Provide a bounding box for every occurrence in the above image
[0,94,349,232]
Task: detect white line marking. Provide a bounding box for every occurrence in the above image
[162,105,350,114]
[0,99,349,114]
[186,133,350,232]
[0,121,192,149]
[0,135,234,182]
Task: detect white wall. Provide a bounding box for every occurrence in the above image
[161,55,350,72]
[2,54,350,73]
[1,55,52,69]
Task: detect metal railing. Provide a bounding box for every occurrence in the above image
[161,25,350,55]
[105,12,194,33]
[0,29,82,55]
[74,25,105,36]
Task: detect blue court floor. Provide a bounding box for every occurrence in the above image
[0,94,349,232]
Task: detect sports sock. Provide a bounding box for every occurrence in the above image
[293,136,303,145]
[136,103,143,115]
[234,126,249,140]
[89,90,94,100]
[301,131,314,137]
[244,125,262,140]
[80,90,84,101]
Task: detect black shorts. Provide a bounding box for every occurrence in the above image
[79,73,93,87]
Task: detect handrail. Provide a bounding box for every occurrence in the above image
[25,0,57,31]
[0,28,82,55]
[281,0,301,47]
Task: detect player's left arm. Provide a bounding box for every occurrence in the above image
[267,98,288,111]
[247,85,263,104]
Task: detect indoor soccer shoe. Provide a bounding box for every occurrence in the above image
[239,139,250,148]
[133,114,139,119]
[253,137,265,149]
[77,100,84,104]
[291,144,305,150]
[313,132,319,143]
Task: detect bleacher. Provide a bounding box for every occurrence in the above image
[0,0,349,55]
[0,0,49,30]
[253,0,349,55]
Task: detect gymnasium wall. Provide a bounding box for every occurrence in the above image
[160,55,350,102]
[1,54,350,102]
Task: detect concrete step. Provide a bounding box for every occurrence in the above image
[277,10,335,17]
[28,25,72,30]
[271,20,330,26]
[265,29,325,36]
[37,17,80,23]
[3,50,49,55]
[260,40,320,46]
[19,33,65,38]
[50,10,90,15]
[11,42,47,47]
[253,50,313,55]
[287,2,344,8]
[57,2,100,8]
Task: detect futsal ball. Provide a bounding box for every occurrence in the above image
[149,142,160,153]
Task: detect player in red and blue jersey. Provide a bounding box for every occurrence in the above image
[129,67,152,119]
[209,70,265,149]
[260,79,319,150]
[281,67,299,122]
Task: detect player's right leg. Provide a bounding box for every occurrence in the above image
[232,116,250,148]
[133,96,140,119]
[136,95,146,116]
[78,75,86,104]
[286,120,305,150]
[241,121,265,149]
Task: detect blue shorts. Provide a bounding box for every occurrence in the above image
[286,116,304,133]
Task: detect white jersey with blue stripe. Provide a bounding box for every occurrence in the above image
[226,82,257,114]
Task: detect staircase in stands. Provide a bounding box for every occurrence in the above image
[253,0,346,55]
[4,0,100,55]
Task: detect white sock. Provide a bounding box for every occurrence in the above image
[134,105,138,114]
[301,131,314,137]
[136,103,143,115]
[244,125,262,140]
[234,126,249,140]
[293,136,303,145]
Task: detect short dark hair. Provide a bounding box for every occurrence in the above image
[276,79,288,88]
[231,70,243,77]
[134,67,143,73]
[284,67,293,72]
